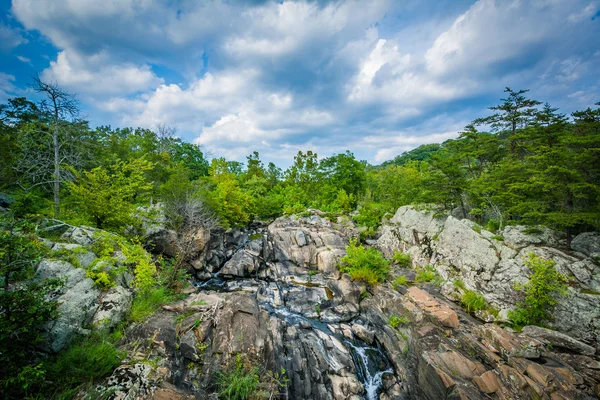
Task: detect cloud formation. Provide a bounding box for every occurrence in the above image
[6,0,600,165]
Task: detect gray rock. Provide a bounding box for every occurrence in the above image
[571,232,600,259]
[92,286,133,329]
[61,226,98,246]
[522,325,596,356]
[51,242,97,268]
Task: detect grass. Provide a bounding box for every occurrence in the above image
[45,331,124,397]
[217,355,260,400]
[338,239,390,285]
[393,275,408,290]
[490,235,504,241]
[460,290,488,313]
[389,315,410,328]
[522,227,543,235]
[128,287,172,323]
[393,251,411,268]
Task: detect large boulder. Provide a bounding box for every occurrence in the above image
[37,259,101,352]
[572,232,600,259]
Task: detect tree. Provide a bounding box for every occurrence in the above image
[29,77,81,218]
[474,88,541,153]
[319,151,367,198]
[68,158,153,230]
[0,215,61,397]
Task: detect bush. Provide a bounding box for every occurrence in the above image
[389,315,409,328]
[508,253,568,328]
[460,290,487,313]
[414,265,442,285]
[353,201,388,229]
[393,251,411,268]
[216,354,260,400]
[338,239,390,285]
[485,219,500,233]
[393,275,408,290]
[128,287,172,323]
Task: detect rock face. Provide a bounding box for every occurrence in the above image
[377,206,600,346]
[35,228,137,352]
[96,209,600,400]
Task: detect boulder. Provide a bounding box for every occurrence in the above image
[92,285,133,329]
[522,325,596,356]
[572,232,600,259]
[37,259,101,352]
[404,286,459,329]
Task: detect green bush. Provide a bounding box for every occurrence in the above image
[460,290,487,313]
[128,287,172,323]
[508,253,568,328]
[389,315,409,328]
[393,275,408,290]
[338,239,390,285]
[485,219,500,233]
[353,201,389,229]
[393,251,411,268]
[414,265,442,285]
[490,235,504,241]
[216,354,260,400]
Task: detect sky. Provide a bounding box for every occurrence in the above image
[1,0,599,167]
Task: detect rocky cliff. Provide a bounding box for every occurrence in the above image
[95,209,600,399]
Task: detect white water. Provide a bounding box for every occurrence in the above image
[346,341,393,400]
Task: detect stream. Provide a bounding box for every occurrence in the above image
[195,276,395,399]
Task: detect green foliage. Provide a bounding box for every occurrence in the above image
[522,227,543,235]
[393,251,411,268]
[0,216,63,398]
[68,158,153,231]
[339,239,390,285]
[353,201,388,229]
[128,287,172,323]
[415,265,443,286]
[460,290,488,314]
[508,253,568,328]
[216,354,260,400]
[490,235,504,241]
[45,331,124,392]
[389,315,409,328]
[485,219,500,233]
[393,275,408,290]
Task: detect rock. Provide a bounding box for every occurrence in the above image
[61,226,98,246]
[472,370,501,394]
[51,242,97,268]
[572,232,600,259]
[474,324,544,359]
[92,285,133,329]
[502,225,563,248]
[37,259,101,352]
[522,325,596,356]
[351,324,375,345]
[98,363,157,399]
[405,286,459,329]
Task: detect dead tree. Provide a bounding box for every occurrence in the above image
[163,193,220,286]
[19,77,80,218]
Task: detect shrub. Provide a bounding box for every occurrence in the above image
[393,251,411,268]
[393,275,408,290]
[353,201,388,229]
[128,287,172,323]
[522,227,543,235]
[338,239,390,285]
[490,235,504,241]
[415,265,442,285]
[508,253,568,328]
[216,354,260,400]
[460,290,487,313]
[485,219,500,233]
[389,315,409,328]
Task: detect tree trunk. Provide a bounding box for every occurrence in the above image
[53,122,60,218]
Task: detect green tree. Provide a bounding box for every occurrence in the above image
[68,158,154,230]
[0,215,62,398]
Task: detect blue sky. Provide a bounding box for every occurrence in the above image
[1,0,599,166]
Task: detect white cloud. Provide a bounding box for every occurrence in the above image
[41,50,163,96]
[0,73,18,103]
[16,55,31,63]
[0,22,27,52]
